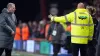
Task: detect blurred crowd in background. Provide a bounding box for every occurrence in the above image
[14,19,49,41]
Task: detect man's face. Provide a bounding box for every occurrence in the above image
[9,5,16,13]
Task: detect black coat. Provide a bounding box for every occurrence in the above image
[97,21,100,45]
[92,17,98,39]
[47,22,65,44]
[0,8,16,49]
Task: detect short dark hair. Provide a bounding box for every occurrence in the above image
[7,3,15,8]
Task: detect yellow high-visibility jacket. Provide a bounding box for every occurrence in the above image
[51,9,94,44]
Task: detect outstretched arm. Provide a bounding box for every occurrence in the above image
[50,12,74,23]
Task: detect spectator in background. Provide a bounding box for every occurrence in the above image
[14,23,21,50]
[39,19,46,38]
[18,20,22,40]
[35,23,41,38]
[28,21,32,38]
[22,23,29,41]
[31,21,39,38]
[22,23,29,51]
[18,20,22,29]
[45,21,51,40]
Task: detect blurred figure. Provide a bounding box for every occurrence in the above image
[22,23,29,51]
[45,21,52,40]
[18,20,22,28]
[15,24,21,41]
[28,21,32,38]
[22,23,29,40]
[0,3,17,56]
[31,21,39,38]
[39,19,46,38]
[47,22,65,56]
[96,16,100,56]
[14,23,21,50]
[32,21,37,32]
[86,6,98,56]
[50,3,94,56]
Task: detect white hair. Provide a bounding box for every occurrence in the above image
[7,3,15,8]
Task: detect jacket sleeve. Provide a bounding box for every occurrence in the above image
[88,15,94,41]
[51,12,74,23]
[0,16,14,33]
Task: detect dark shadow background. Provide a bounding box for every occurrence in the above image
[0,0,93,22]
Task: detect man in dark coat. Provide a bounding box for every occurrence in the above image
[86,6,98,56]
[47,22,65,56]
[0,3,17,56]
[96,18,100,56]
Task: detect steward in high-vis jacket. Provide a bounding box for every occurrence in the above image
[50,3,94,56]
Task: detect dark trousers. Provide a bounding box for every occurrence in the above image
[0,48,12,56]
[87,40,96,56]
[53,43,61,56]
[72,43,87,56]
[87,46,96,56]
[65,36,72,53]
[96,45,100,56]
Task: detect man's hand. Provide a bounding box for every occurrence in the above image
[48,14,55,22]
[11,31,15,35]
[48,14,53,18]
